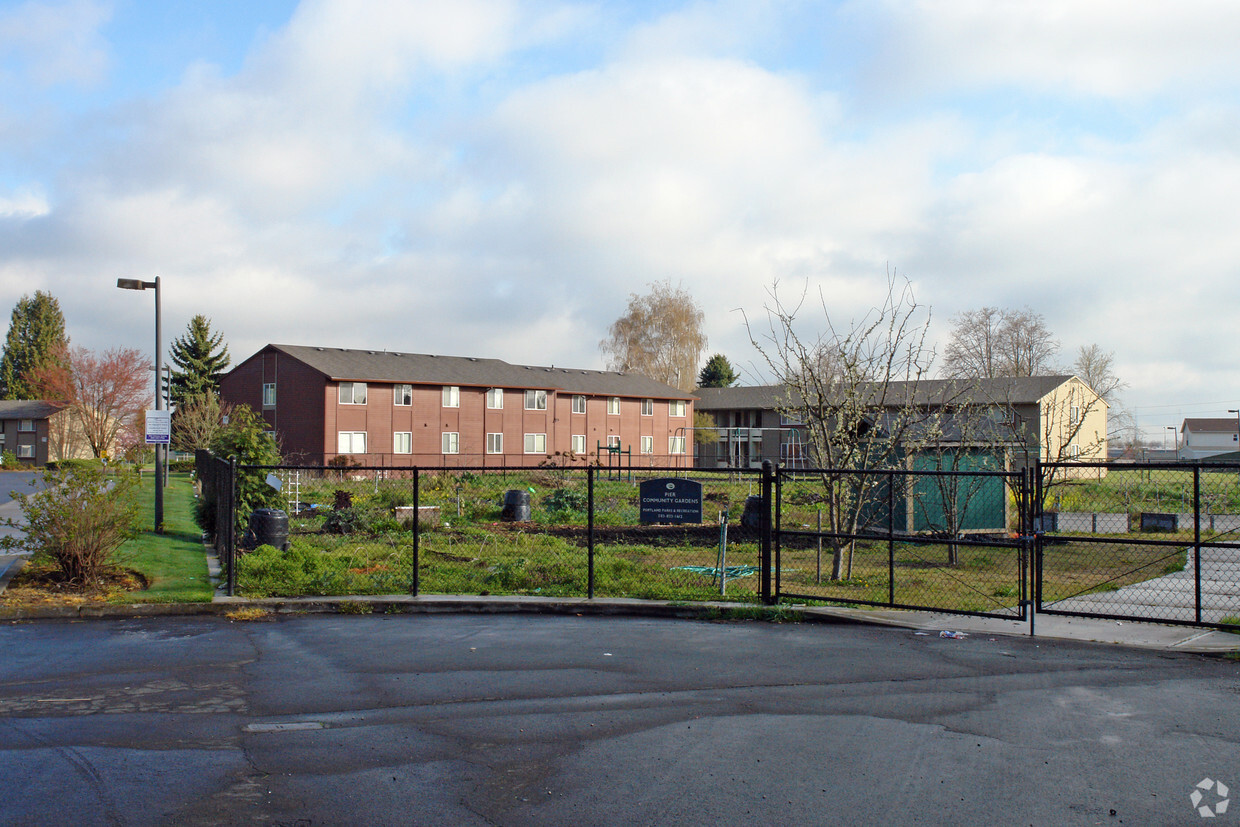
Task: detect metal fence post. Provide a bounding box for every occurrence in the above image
[1193,464,1201,623]
[412,467,420,597]
[587,465,595,599]
[888,470,896,606]
[227,456,237,597]
[760,460,774,605]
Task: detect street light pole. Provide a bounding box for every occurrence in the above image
[117,276,164,533]
[1165,425,1176,458]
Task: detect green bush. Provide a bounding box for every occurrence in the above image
[0,464,141,583]
[0,450,21,470]
[200,405,282,536]
[543,487,587,515]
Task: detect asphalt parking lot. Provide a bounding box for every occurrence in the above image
[0,613,1237,826]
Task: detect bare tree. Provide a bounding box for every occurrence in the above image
[745,273,934,580]
[942,307,1059,378]
[33,346,152,459]
[600,280,707,392]
[1073,343,1132,445]
[172,390,231,454]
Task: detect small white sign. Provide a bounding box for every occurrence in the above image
[145,409,172,445]
[266,473,283,491]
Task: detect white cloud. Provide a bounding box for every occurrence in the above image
[857,0,1240,99]
[0,0,111,89]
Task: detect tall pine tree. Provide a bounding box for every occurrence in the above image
[0,291,69,400]
[697,353,739,388]
[168,315,230,409]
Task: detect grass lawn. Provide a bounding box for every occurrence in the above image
[118,471,214,603]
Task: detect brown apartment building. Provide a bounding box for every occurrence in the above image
[220,344,696,467]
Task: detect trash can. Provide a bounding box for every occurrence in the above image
[248,508,290,551]
[501,490,531,522]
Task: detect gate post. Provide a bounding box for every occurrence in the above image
[760,460,775,605]
[587,465,595,599]
[412,467,420,597]
[227,456,237,597]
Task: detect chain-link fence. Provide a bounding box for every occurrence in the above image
[214,462,766,603]
[774,468,1028,618]
[1037,463,1240,624]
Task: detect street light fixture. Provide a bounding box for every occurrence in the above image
[117,276,163,533]
[1165,425,1176,457]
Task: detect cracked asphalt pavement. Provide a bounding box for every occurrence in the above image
[0,614,1237,825]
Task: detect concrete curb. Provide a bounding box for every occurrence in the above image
[2,592,1237,655]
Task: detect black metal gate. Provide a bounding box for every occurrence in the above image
[1035,461,1240,629]
[772,464,1031,620]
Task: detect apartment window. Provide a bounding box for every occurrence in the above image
[525,389,547,410]
[19,419,35,432]
[442,432,459,454]
[17,444,33,458]
[442,386,460,408]
[262,383,276,407]
[669,400,686,417]
[337,431,366,454]
[524,433,546,454]
[640,436,653,454]
[571,434,586,454]
[1069,443,1081,459]
[1069,405,1081,425]
[395,384,413,406]
[339,382,367,405]
[607,397,621,415]
[572,395,586,414]
[0,434,5,445]
[669,435,686,454]
[641,398,653,416]
[486,433,504,454]
[780,412,803,426]
[394,432,412,454]
[607,435,621,449]
[487,388,503,409]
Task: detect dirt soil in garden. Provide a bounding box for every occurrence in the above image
[1,559,149,609]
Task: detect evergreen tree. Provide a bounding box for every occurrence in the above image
[0,291,69,399]
[168,315,230,409]
[697,353,739,388]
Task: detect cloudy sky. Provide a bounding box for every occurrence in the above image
[2,0,1238,441]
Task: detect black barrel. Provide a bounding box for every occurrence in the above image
[500,490,531,522]
[249,508,290,551]
[740,496,765,530]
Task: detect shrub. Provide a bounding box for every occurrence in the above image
[544,487,587,515]
[201,404,283,536]
[0,464,141,584]
[0,451,20,470]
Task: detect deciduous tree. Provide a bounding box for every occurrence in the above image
[172,390,230,454]
[600,280,706,392]
[745,272,934,580]
[0,291,68,399]
[942,307,1059,378]
[32,346,152,459]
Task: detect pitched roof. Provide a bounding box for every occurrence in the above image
[1182,418,1239,433]
[695,376,1080,411]
[249,344,695,400]
[0,400,66,419]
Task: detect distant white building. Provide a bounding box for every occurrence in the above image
[1179,418,1240,460]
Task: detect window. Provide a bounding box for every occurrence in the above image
[442,386,460,408]
[669,435,686,454]
[607,397,621,415]
[571,434,586,454]
[669,400,686,417]
[18,419,34,432]
[640,436,653,454]
[337,431,366,453]
[487,388,503,409]
[780,412,803,426]
[524,433,546,453]
[572,395,586,414]
[607,435,621,449]
[486,433,504,454]
[262,383,276,407]
[442,432,459,454]
[395,384,413,406]
[394,432,412,454]
[1069,405,1081,425]
[0,434,5,445]
[17,445,33,458]
[339,382,367,405]
[525,389,547,410]
[641,398,653,416]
